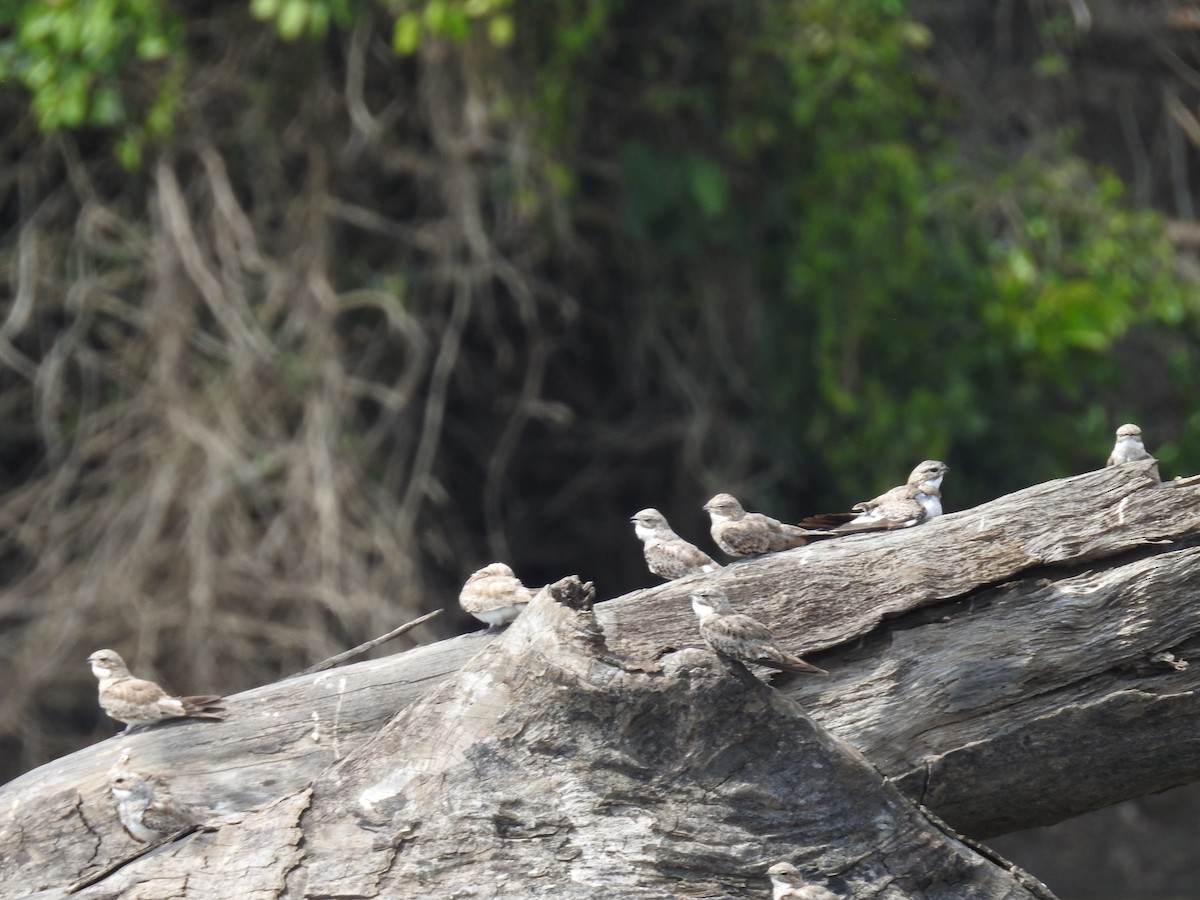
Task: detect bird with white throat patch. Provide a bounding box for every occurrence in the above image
[108,762,200,843]
[702,493,828,558]
[691,586,826,676]
[630,508,720,580]
[88,649,224,734]
[800,460,948,534]
[1107,423,1153,467]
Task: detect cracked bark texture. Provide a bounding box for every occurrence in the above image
[41,579,1050,900]
[3,459,1198,897]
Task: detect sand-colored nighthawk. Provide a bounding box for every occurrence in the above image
[800,460,948,534]
[767,862,840,900]
[702,493,827,557]
[458,562,535,629]
[691,587,826,676]
[631,508,720,580]
[88,649,224,734]
[109,767,199,842]
[1107,423,1153,466]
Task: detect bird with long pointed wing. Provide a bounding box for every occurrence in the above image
[109,766,200,842]
[800,460,948,534]
[88,649,224,734]
[703,493,829,557]
[630,508,720,580]
[691,587,826,676]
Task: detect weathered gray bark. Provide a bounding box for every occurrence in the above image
[3,460,1197,898]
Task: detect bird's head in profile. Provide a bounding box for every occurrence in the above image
[907,460,949,492]
[88,649,128,678]
[690,586,734,618]
[702,493,745,522]
[109,770,151,802]
[767,861,802,889]
[630,508,670,539]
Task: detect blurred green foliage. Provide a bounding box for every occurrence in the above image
[389,0,514,54]
[0,0,1195,506]
[0,0,182,166]
[506,0,1197,505]
[249,0,356,40]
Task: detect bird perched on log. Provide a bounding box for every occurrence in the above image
[767,862,840,900]
[691,587,826,676]
[458,562,535,630]
[1107,423,1153,466]
[88,649,224,734]
[702,493,827,557]
[109,764,200,842]
[799,460,948,533]
[630,508,720,580]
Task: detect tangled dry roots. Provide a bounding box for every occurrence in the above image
[0,23,591,776]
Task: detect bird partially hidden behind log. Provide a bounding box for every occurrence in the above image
[630,508,720,580]
[702,493,830,557]
[691,587,827,676]
[108,760,200,843]
[1107,423,1153,467]
[799,459,948,534]
[458,562,536,630]
[88,649,224,734]
[767,862,840,900]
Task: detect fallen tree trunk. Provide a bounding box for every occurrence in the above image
[4,460,1198,897]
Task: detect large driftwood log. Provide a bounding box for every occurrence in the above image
[3,460,1198,897]
[41,579,1053,899]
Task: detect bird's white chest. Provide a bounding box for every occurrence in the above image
[1116,437,1144,458]
[472,604,526,626]
[121,807,161,842]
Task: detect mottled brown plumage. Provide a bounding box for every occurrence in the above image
[691,587,826,676]
[630,508,720,580]
[88,649,224,734]
[702,493,824,557]
[109,768,199,842]
[800,460,947,533]
[458,562,535,629]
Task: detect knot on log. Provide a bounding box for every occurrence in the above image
[544,576,596,611]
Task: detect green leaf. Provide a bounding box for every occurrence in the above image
[423,0,448,31]
[488,13,514,47]
[276,0,310,40]
[250,0,283,20]
[392,12,421,55]
[115,131,143,169]
[307,1,330,37]
[91,85,124,125]
[688,161,727,218]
